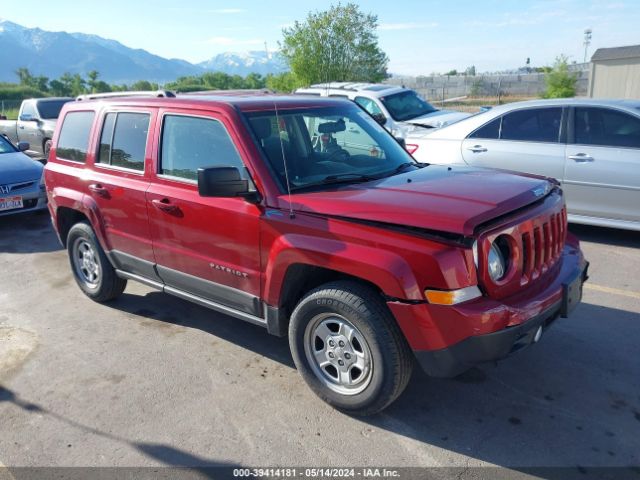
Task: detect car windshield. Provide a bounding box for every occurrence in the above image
[245,104,421,192]
[380,90,438,122]
[37,99,71,119]
[0,135,17,155]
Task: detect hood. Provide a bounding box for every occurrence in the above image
[402,109,471,129]
[0,152,44,185]
[279,166,552,236]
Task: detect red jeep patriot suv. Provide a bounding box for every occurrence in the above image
[45,92,588,414]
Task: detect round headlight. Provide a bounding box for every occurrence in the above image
[488,241,507,281]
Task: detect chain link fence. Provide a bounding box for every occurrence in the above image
[388,63,589,113]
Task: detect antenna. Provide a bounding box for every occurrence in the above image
[273,100,295,219]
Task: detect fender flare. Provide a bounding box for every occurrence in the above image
[51,187,110,251]
[263,233,424,306]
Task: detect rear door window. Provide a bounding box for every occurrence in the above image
[97,112,149,171]
[56,111,95,163]
[500,108,562,143]
[574,107,640,148]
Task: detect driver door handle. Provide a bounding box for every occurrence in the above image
[467,145,487,153]
[568,153,594,162]
[152,198,178,213]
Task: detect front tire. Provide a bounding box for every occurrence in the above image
[67,222,126,302]
[289,281,413,415]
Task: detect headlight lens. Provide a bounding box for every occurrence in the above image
[488,241,506,281]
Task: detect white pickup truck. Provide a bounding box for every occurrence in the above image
[0,97,72,158]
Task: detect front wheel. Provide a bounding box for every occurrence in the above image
[289,281,413,415]
[67,222,126,302]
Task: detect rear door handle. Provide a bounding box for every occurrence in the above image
[88,183,109,197]
[467,145,487,153]
[152,198,178,213]
[568,153,594,162]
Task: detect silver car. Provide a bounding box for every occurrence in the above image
[0,135,47,217]
[407,98,640,231]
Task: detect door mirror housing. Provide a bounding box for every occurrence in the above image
[197,166,250,198]
[17,141,30,152]
[372,113,387,126]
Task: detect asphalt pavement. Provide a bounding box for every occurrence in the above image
[0,212,638,478]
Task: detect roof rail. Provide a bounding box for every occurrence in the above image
[76,90,176,101]
[179,89,274,96]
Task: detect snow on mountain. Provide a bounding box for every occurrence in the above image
[0,19,288,84]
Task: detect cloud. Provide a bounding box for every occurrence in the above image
[378,22,438,31]
[206,36,263,46]
[209,8,246,14]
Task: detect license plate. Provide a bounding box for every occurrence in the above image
[0,195,23,212]
[561,268,584,318]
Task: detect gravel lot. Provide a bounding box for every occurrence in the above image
[0,212,638,477]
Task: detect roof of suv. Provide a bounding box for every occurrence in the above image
[63,94,353,113]
[296,82,406,98]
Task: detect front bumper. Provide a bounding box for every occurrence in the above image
[0,190,47,217]
[388,242,588,378]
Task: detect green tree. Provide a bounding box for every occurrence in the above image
[87,70,101,93]
[265,72,300,92]
[543,55,577,98]
[244,72,266,89]
[280,3,388,86]
[15,68,34,86]
[49,79,71,96]
[130,80,155,91]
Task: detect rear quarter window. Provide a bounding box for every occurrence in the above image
[56,111,95,163]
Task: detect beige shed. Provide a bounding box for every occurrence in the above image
[588,45,640,98]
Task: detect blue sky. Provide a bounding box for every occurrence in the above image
[1,0,638,75]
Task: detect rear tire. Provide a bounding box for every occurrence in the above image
[289,280,413,415]
[67,222,126,302]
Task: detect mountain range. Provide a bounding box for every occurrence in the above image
[0,19,287,84]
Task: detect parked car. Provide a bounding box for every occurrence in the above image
[0,97,73,158]
[407,98,640,231]
[295,83,470,140]
[45,92,587,414]
[0,135,47,216]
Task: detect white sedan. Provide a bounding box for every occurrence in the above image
[405,98,640,232]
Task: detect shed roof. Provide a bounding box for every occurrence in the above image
[591,44,640,62]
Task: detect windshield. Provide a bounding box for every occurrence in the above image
[245,104,420,192]
[380,90,438,122]
[0,135,17,154]
[36,99,71,119]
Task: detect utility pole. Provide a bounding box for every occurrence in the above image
[583,28,592,63]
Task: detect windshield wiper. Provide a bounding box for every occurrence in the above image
[387,162,426,176]
[291,173,377,191]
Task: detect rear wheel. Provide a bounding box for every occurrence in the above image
[67,222,126,302]
[289,281,413,415]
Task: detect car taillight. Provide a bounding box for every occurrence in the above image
[405,144,419,155]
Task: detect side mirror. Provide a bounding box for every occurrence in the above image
[372,113,387,126]
[17,141,30,152]
[197,166,249,198]
[19,114,37,122]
